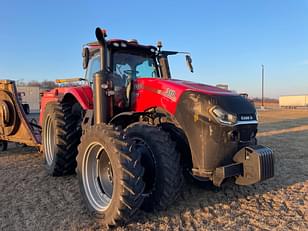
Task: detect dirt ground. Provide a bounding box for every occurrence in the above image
[0,109,307,230]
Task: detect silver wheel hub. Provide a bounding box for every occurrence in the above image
[82,142,114,211]
[44,115,56,166]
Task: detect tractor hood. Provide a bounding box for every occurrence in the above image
[167,79,236,96]
[166,79,256,119]
[132,77,255,118]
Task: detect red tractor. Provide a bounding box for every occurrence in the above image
[0,28,274,226]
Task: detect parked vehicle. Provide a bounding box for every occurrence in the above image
[0,28,274,227]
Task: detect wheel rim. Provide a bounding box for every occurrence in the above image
[82,142,114,211]
[44,115,56,166]
[130,138,156,195]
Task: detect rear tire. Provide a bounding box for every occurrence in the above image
[42,102,82,176]
[125,123,183,211]
[77,124,145,226]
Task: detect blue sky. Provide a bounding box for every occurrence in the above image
[1,0,308,98]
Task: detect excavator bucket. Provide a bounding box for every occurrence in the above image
[0,80,41,148]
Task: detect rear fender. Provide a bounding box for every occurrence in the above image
[39,86,93,125]
[61,87,93,110]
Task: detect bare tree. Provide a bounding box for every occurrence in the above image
[41,80,57,89]
[23,80,57,90]
[27,80,41,87]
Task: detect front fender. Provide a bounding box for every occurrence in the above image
[109,112,143,128]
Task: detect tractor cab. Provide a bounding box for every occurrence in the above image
[84,39,159,79]
[82,30,193,118]
[83,39,158,112]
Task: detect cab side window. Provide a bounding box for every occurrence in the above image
[86,55,100,80]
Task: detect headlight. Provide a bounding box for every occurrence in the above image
[210,106,237,126]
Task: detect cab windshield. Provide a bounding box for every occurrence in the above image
[112,51,158,79]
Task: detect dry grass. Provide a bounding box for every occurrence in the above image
[258,109,308,123]
[0,109,308,230]
[254,101,280,109]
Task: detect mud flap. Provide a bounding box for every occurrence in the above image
[233,145,274,185]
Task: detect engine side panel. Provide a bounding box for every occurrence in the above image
[131,78,236,114]
[132,78,181,114]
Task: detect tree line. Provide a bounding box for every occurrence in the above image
[16,80,57,89]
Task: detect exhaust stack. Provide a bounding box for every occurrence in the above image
[93,28,108,124]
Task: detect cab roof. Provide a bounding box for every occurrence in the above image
[85,39,157,54]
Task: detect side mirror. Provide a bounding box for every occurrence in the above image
[82,47,90,69]
[185,55,194,73]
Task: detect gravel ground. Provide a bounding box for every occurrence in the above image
[0,110,307,230]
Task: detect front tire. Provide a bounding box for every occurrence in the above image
[77,124,145,226]
[42,102,82,176]
[125,123,183,211]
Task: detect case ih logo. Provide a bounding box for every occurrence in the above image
[240,115,254,121]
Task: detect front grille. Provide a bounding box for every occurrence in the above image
[237,124,257,142]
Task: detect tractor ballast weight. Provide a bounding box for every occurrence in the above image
[212,145,274,186]
[0,80,41,148]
